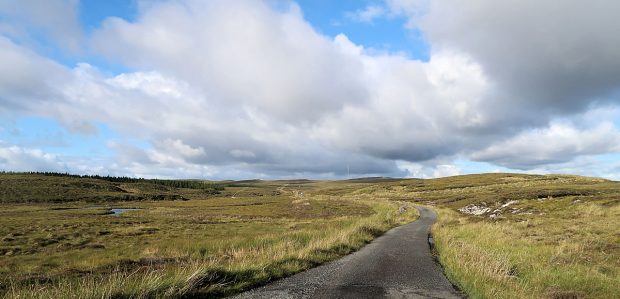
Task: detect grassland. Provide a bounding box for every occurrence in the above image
[0,174,418,298]
[1,173,618,298]
[426,175,620,299]
[349,173,619,299]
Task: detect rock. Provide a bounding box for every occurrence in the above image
[500,200,518,208]
[458,204,491,215]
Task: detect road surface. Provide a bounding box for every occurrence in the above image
[233,206,463,299]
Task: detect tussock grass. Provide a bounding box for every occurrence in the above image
[6,172,617,298]
[333,173,619,298]
[0,193,417,298]
[430,193,619,298]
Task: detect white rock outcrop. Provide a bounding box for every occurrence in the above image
[458,204,491,216]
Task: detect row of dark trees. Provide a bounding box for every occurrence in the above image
[0,171,224,190]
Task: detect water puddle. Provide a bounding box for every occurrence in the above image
[109,208,142,216]
[48,206,143,216]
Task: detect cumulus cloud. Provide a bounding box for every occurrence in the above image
[0,0,619,179]
[397,161,461,178]
[0,36,71,112]
[503,155,620,181]
[0,0,82,51]
[92,1,368,123]
[0,35,399,177]
[64,1,497,176]
[471,122,620,169]
[346,5,386,23]
[0,143,66,172]
[393,0,620,114]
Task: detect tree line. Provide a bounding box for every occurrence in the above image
[0,171,224,190]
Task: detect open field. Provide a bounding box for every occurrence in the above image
[355,173,620,299]
[426,175,620,299]
[1,172,618,298]
[0,173,418,298]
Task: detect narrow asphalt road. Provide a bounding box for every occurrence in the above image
[232,206,463,299]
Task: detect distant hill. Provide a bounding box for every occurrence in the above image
[345,177,408,183]
[0,172,223,203]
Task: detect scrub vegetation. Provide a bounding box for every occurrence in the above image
[425,175,620,299]
[0,173,418,298]
[356,173,620,299]
[1,172,618,298]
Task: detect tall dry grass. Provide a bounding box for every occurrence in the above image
[432,204,619,299]
[2,199,418,298]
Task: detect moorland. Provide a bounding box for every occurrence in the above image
[0,172,618,298]
[0,173,417,298]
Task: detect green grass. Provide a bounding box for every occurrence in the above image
[2,172,618,298]
[0,173,228,203]
[432,205,619,299]
[0,175,418,298]
[313,173,619,298]
[375,173,619,299]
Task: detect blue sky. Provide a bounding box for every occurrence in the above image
[1,0,619,179]
[66,0,429,70]
[2,0,429,173]
[294,0,429,60]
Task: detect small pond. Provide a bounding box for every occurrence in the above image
[109,208,142,216]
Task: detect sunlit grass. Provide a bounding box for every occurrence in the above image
[420,175,620,299]
[3,173,618,298]
[0,177,418,298]
[332,173,619,298]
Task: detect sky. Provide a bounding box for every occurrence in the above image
[1,0,620,180]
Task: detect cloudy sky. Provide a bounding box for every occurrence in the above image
[1,0,620,180]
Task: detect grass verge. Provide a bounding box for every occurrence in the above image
[432,204,619,299]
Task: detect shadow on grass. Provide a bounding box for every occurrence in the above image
[177,243,366,298]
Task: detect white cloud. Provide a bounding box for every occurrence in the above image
[157,139,206,160]
[0,36,71,110]
[0,0,619,179]
[0,143,65,172]
[385,0,427,27]
[519,155,620,181]
[313,50,491,161]
[397,161,461,178]
[346,5,386,23]
[92,1,368,123]
[392,0,620,114]
[0,0,82,51]
[230,149,256,159]
[471,122,620,169]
